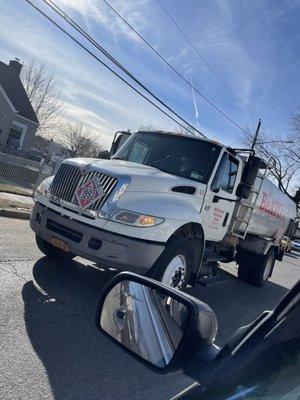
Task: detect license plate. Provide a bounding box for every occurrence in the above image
[51,237,69,252]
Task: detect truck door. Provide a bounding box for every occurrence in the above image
[201,151,240,242]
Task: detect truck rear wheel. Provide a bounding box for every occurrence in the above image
[148,237,193,290]
[36,235,75,261]
[237,248,275,287]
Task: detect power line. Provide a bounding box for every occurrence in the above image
[43,0,204,137]
[155,0,259,119]
[100,0,251,135]
[24,0,205,138]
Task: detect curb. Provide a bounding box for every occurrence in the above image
[0,208,31,220]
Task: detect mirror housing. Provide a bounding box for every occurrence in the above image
[109,131,132,157]
[241,156,261,186]
[96,272,218,373]
[235,182,252,199]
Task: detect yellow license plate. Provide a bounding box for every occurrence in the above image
[51,237,69,252]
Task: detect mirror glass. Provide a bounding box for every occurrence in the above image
[100,280,190,368]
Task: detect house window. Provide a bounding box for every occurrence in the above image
[6,123,25,149]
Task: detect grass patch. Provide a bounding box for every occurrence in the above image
[0,183,32,197]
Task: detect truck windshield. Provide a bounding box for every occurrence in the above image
[113,131,221,183]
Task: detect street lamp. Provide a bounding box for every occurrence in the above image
[255,140,294,145]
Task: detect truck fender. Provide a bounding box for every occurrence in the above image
[165,222,206,286]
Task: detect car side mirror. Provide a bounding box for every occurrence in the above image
[235,182,251,199]
[96,272,218,373]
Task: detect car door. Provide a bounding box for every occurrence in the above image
[175,281,300,400]
[200,150,240,242]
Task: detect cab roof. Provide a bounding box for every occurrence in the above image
[136,130,223,147]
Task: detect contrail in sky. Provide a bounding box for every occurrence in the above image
[190,76,199,119]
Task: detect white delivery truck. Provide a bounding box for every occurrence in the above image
[30,130,299,288]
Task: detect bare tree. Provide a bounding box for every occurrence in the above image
[287,113,300,164]
[138,124,160,132]
[240,124,298,199]
[21,60,64,135]
[59,121,103,158]
[176,124,200,136]
[98,149,110,159]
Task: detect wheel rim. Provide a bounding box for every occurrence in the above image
[161,255,187,289]
[263,256,273,280]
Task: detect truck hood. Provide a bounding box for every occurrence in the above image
[67,158,205,195]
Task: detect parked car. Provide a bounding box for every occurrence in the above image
[280,236,293,253]
[292,240,300,253]
[96,272,300,400]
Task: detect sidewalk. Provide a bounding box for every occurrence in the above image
[0,183,32,196]
[0,191,33,219]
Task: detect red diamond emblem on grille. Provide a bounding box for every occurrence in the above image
[75,177,105,210]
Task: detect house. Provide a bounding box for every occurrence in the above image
[0,58,38,152]
[31,135,70,159]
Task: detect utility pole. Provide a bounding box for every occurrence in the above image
[251,118,261,149]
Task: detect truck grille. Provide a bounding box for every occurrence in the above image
[51,163,118,211]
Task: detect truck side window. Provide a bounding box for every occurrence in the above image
[127,141,150,164]
[211,153,238,193]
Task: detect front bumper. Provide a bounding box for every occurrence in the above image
[30,202,165,272]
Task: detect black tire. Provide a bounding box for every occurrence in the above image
[237,261,249,283]
[36,235,75,260]
[147,236,194,290]
[249,248,275,287]
[237,248,275,287]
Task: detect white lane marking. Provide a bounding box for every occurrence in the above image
[169,382,200,400]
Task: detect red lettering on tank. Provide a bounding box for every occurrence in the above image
[259,192,283,219]
[259,192,268,211]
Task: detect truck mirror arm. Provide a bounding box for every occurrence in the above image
[212,195,239,203]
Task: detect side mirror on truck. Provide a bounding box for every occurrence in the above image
[235,182,252,199]
[235,155,261,200]
[110,131,132,157]
[96,272,218,373]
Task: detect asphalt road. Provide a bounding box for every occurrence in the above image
[0,216,299,400]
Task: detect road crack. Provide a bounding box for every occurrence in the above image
[0,264,28,282]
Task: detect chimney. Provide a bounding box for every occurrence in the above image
[9,58,22,76]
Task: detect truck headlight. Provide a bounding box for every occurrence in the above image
[112,210,164,227]
[35,176,54,198]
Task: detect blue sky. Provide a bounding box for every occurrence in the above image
[0,0,299,149]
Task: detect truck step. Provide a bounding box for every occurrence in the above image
[240,203,255,209]
[235,218,250,224]
[232,229,247,238]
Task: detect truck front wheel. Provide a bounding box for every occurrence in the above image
[148,237,193,290]
[237,248,275,287]
[36,235,75,261]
